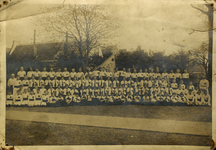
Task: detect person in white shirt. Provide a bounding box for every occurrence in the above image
[118,68,126,81]
[126,68,131,81]
[40,85,47,95]
[22,75,30,90]
[52,76,60,89]
[28,91,35,106]
[70,68,77,80]
[35,89,42,106]
[161,69,169,80]
[56,85,63,97]
[137,69,144,82]
[202,90,211,106]
[143,69,149,80]
[17,67,26,80]
[41,91,49,106]
[13,76,22,95]
[120,77,127,88]
[100,68,107,80]
[186,90,194,105]
[41,67,48,81]
[113,77,119,89]
[48,68,56,80]
[45,76,52,89]
[76,67,84,80]
[171,79,178,92]
[63,85,71,96]
[199,75,209,94]
[38,76,45,88]
[8,74,17,93]
[56,68,62,80]
[182,69,189,86]
[14,90,22,106]
[179,80,186,91]
[62,68,70,80]
[188,81,195,93]
[27,67,34,80]
[175,69,182,84]
[155,67,161,79]
[131,69,138,81]
[98,76,104,88]
[6,91,14,106]
[48,86,56,97]
[168,70,175,83]
[148,68,155,80]
[34,69,41,80]
[92,69,100,79]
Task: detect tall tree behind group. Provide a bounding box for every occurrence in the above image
[39,5,120,72]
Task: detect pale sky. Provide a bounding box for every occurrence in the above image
[5,0,209,55]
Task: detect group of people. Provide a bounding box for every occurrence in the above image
[6,66,211,106]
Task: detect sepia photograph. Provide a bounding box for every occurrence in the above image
[1,0,214,147]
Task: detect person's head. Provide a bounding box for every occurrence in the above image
[163,69,167,73]
[127,68,131,72]
[123,68,126,72]
[184,69,187,73]
[16,76,20,80]
[20,67,24,71]
[11,74,15,78]
[37,89,40,94]
[64,68,67,71]
[43,67,46,71]
[30,67,33,71]
[72,68,75,72]
[156,67,159,73]
[139,69,142,73]
[79,67,82,72]
[50,68,53,71]
[189,81,192,85]
[134,69,137,73]
[176,69,180,73]
[170,70,173,73]
[144,68,148,72]
[35,68,39,72]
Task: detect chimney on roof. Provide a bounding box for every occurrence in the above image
[33,30,37,57]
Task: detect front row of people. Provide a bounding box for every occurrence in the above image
[6,83,211,106]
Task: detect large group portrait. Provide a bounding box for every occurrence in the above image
[1,0,215,149]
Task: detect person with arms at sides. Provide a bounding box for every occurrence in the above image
[167,84,173,97]
[22,75,30,90]
[128,77,134,88]
[105,84,112,96]
[90,86,95,99]
[143,69,149,81]
[6,91,14,106]
[125,68,131,81]
[55,85,63,97]
[52,76,60,89]
[33,84,39,94]
[161,69,169,80]
[48,68,56,80]
[147,77,153,90]
[98,76,104,88]
[127,84,134,96]
[188,81,195,94]
[199,75,209,94]
[41,67,48,81]
[202,90,211,106]
[92,76,98,89]
[157,92,164,103]
[45,76,52,89]
[186,90,194,105]
[92,69,100,80]
[182,69,189,86]
[35,89,42,106]
[80,86,86,100]
[120,77,128,88]
[85,67,92,78]
[137,69,144,82]
[155,67,161,79]
[84,76,91,89]
[100,68,107,80]
[13,90,22,106]
[49,93,57,104]
[134,90,140,103]
[133,78,140,89]
[62,67,70,80]
[38,76,45,89]
[113,77,119,90]
[168,70,175,83]
[114,68,119,80]
[13,76,22,95]
[118,68,126,81]
[34,69,41,80]
[8,74,17,94]
[22,89,29,106]
[70,68,76,80]
[56,68,62,80]
[48,86,55,97]
[175,69,181,84]
[131,69,138,81]
[59,76,66,89]
[148,68,155,80]
[28,91,35,106]
[17,66,26,80]
[175,86,182,103]
[179,80,186,91]
[139,77,145,88]
[126,91,133,103]
[106,77,113,88]
[27,67,34,80]
[75,76,81,89]
[86,86,91,102]
[41,91,49,106]
[63,85,71,97]
[100,85,105,97]
[163,92,170,103]
[161,78,168,91]
[40,85,47,95]
[76,67,84,80]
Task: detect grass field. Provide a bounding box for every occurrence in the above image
[6,105,212,122]
[6,120,211,145]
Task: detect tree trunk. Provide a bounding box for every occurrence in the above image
[207,4,213,88]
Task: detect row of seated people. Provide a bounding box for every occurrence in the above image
[12,67,190,81]
[6,81,211,106]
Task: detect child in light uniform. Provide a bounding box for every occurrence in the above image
[22,89,29,105]
[63,68,70,80]
[17,67,26,80]
[60,76,66,89]
[48,68,56,80]
[155,67,161,79]
[148,68,155,80]
[195,90,202,106]
[125,68,131,81]
[63,85,71,96]
[170,93,178,103]
[131,69,138,81]
[34,69,41,80]
[41,91,49,106]
[8,74,17,94]
[67,77,73,89]
[113,77,119,89]
[186,90,194,105]
[70,68,77,80]
[175,69,181,84]
[48,86,56,97]
[56,68,62,80]
[118,68,126,81]
[120,77,128,88]
[188,81,195,93]
[38,76,45,89]
[168,70,175,83]
[134,93,141,103]
[171,79,178,93]
[199,75,209,94]
[52,76,60,89]
[13,76,22,95]
[27,67,34,80]
[137,69,144,82]
[76,67,84,80]
[100,68,107,80]
[41,67,48,81]
[29,76,39,90]
[161,69,169,80]
[45,76,52,89]
[127,77,134,88]
[28,91,35,106]
[49,93,57,104]
[6,91,14,106]
[143,69,149,80]
[65,92,73,105]
[147,77,153,89]
[84,76,91,89]
[40,85,47,95]
[22,75,30,90]
[179,80,185,91]
[35,89,42,106]
[182,69,189,86]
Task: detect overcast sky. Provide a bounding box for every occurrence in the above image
[5,0,209,55]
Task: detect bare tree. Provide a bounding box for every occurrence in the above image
[189,42,209,76]
[190,1,213,82]
[40,5,120,72]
